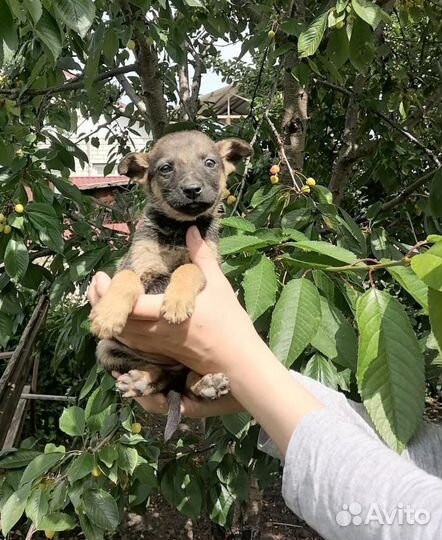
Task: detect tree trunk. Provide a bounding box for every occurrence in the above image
[136,38,169,140]
[328,0,397,204]
[328,74,366,204]
[280,0,307,177]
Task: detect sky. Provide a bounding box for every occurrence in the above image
[196,40,245,95]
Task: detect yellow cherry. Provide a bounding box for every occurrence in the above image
[131,422,142,434]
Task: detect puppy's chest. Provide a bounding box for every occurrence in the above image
[121,239,189,292]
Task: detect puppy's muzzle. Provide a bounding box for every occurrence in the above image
[182,183,202,201]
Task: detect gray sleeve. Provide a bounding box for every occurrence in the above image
[258,372,442,540]
[283,409,442,540]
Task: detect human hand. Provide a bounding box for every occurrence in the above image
[88,226,261,376]
[110,371,242,418]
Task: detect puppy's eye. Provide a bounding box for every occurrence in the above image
[159,163,173,175]
[205,158,217,169]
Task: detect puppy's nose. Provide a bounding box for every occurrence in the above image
[182,184,202,200]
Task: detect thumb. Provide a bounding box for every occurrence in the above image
[186,226,222,276]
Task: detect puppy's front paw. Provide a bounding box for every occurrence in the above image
[89,302,129,339]
[161,294,195,324]
[191,373,230,400]
[116,370,156,398]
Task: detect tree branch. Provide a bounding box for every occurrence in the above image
[374,109,441,167]
[327,0,397,203]
[116,74,149,121]
[120,0,168,140]
[0,64,139,97]
[381,168,441,211]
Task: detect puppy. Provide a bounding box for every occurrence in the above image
[89,130,252,439]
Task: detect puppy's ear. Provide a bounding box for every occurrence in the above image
[118,152,149,185]
[216,138,253,175]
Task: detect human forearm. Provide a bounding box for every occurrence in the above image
[223,337,323,456]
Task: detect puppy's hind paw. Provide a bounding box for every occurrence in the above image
[191,373,230,400]
[115,369,165,398]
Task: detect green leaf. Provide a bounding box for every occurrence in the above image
[1,485,29,535]
[69,248,107,281]
[37,512,76,531]
[117,445,138,475]
[0,449,42,469]
[78,513,104,540]
[84,24,105,93]
[222,412,251,439]
[59,406,86,436]
[208,484,235,526]
[83,489,120,530]
[51,176,84,205]
[219,235,266,255]
[0,312,12,347]
[183,0,204,6]
[294,240,358,265]
[356,289,425,452]
[4,233,29,281]
[27,202,63,254]
[269,278,321,367]
[386,263,429,313]
[67,453,94,484]
[298,12,328,58]
[221,216,256,233]
[349,17,374,74]
[26,0,42,23]
[326,27,349,68]
[311,296,357,371]
[35,9,63,62]
[303,353,340,389]
[20,453,64,487]
[54,0,95,38]
[79,364,98,400]
[280,208,311,229]
[103,160,116,176]
[242,255,278,321]
[411,242,442,291]
[0,0,17,51]
[161,462,203,520]
[352,0,391,29]
[25,488,49,527]
[429,169,442,218]
[98,446,118,468]
[428,288,442,356]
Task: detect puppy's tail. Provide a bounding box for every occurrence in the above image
[164,390,182,441]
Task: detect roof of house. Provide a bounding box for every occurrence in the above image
[199,85,250,116]
[71,176,130,190]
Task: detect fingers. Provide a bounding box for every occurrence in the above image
[94,272,112,297]
[135,393,169,415]
[87,272,111,307]
[88,271,163,320]
[87,276,99,306]
[186,226,222,276]
[131,293,164,320]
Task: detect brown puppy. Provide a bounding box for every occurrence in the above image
[89,130,252,438]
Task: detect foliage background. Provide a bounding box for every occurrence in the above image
[0,0,441,538]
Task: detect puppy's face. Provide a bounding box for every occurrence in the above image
[119,131,252,221]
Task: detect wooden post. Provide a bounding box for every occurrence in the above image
[0,295,49,448]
